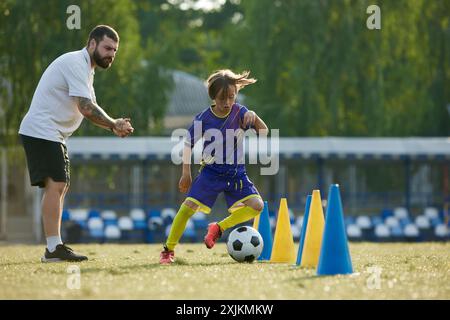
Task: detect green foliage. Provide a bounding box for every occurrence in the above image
[0,0,448,145]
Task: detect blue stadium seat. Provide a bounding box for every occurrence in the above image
[62,209,71,222]
[371,216,383,227]
[88,209,101,219]
[381,209,394,220]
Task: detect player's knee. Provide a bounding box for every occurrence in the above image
[183,200,199,211]
[251,199,264,213]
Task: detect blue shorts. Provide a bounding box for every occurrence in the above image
[186,166,261,214]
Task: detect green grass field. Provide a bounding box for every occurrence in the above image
[0,242,449,299]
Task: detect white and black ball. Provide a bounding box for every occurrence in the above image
[226,226,264,263]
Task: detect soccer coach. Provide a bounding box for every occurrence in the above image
[18,25,134,262]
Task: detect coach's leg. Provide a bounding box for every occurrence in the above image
[42,178,67,251]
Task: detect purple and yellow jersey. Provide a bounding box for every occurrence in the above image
[186,103,251,177]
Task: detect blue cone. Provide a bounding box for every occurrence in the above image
[257,201,273,261]
[296,195,312,265]
[317,184,353,275]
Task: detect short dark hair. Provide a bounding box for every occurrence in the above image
[86,25,119,47]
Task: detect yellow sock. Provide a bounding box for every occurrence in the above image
[218,206,261,232]
[165,204,196,251]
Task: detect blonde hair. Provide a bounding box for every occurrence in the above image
[206,69,257,100]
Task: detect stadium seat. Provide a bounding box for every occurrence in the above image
[344,216,355,226]
[192,212,209,229]
[130,208,147,230]
[390,225,404,241]
[434,224,449,241]
[424,207,439,220]
[69,208,89,229]
[62,209,71,222]
[147,209,161,218]
[104,225,121,242]
[148,216,164,231]
[356,216,372,229]
[371,216,383,227]
[385,216,400,228]
[403,224,420,242]
[101,210,118,226]
[88,209,101,219]
[356,216,373,240]
[291,225,300,241]
[399,217,412,228]
[347,224,362,242]
[161,208,176,223]
[414,215,433,240]
[374,224,391,242]
[381,209,394,220]
[394,207,409,220]
[87,217,104,242]
[295,215,304,229]
[118,216,133,231]
[118,216,133,242]
[182,219,197,242]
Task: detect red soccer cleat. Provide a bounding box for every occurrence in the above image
[204,223,222,249]
[159,247,175,265]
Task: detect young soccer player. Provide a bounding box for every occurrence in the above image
[160,69,268,264]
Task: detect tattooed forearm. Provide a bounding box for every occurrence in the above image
[76,97,115,129]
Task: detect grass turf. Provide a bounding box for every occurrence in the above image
[0,242,449,299]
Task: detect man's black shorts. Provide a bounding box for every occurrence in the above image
[20,134,70,188]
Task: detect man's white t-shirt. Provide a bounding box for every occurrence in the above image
[19,48,96,144]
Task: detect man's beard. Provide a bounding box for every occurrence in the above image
[93,47,113,69]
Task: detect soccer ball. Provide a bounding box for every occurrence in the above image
[226,226,264,263]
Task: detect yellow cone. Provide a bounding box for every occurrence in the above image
[253,213,260,230]
[270,198,296,263]
[301,190,325,268]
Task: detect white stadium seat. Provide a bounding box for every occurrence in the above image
[101,210,117,220]
[424,207,439,220]
[385,216,400,228]
[394,207,409,220]
[347,224,362,238]
[404,224,419,237]
[415,215,430,229]
[87,217,103,230]
[130,208,146,220]
[118,216,133,231]
[434,224,448,238]
[356,216,372,229]
[104,225,121,239]
[375,224,390,238]
[161,208,176,220]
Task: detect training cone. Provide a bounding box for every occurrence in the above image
[300,190,325,268]
[317,184,353,275]
[255,201,273,261]
[296,195,312,265]
[270,198,296,263]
